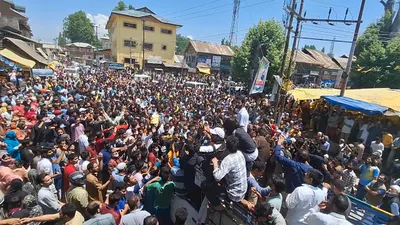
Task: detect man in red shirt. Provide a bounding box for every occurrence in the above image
[63,154,78,195]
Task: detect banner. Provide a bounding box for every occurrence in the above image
[249,57,270,94]
[212,56,221,68]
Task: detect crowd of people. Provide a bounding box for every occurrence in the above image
[0,66,399,225]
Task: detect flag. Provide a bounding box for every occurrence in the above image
[249,57,270,94]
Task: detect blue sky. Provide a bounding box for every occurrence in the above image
[17,0,384,56]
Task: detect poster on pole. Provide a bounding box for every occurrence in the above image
[249,57,270,94]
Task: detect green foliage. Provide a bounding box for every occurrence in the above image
[231,20,285,90]
[321,47,325,53]
[114,1,127,11]
[63,11,96,44]
[221,38,231,46]
[128,4,134,10]
[176,34,190,55]
[303,44,316,50]
[57,32,67,46]
[351,13,400,88]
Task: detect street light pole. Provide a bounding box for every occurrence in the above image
[340,0,366,96]
[142,19,145,72]
[129,37,132,68]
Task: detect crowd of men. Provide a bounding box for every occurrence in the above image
[0,67,399,225]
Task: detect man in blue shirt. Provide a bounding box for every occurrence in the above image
[274,135,312,193]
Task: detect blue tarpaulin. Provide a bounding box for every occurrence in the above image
[321,95,388,115]
[108,62,124,70]
[32,69,54,76]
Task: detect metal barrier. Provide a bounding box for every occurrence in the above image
[347,195,393,225]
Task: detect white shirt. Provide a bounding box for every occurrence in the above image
[286,184,326,225]
[78,134,89,154]
[341,117,354,134]
[237,107,249,132]
[306,211,353,225]
[360,124,369,144]
[76,160,90,174]
[37,158,54,176]
[371,141,384,157]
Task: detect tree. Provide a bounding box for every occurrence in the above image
[175,34,190,55]
[57,32,67,46]
[128,4,134,10]
[303,44,316,50]
[221,38,231,46]
[321,47,325,53]
[231,20,285,90]
[63,11,96,44]
[380,0,400,37]
[351,14,400,88]
[114,1,127,11]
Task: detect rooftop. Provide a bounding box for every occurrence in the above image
[188,40,235,57]
[107,7,182,28]
[303,49,341,70]
[66,42,95,48]
[3,0,26,12]
[294,50,323,66]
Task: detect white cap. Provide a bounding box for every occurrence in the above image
[210,127,225,139]
[116,162,127,171]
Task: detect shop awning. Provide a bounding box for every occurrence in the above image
[321,96,388,115]
[0,48,36,68]
[4,37,47,65]
[197,66,211,75]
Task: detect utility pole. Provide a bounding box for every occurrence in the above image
[129,37,132,68]
[274,0,296,121]
[340,0,366,96]
[287,0,304,76]
[142,19,146,72]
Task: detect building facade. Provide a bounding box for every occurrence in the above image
[185,40,234,76]
[65,42,95,62]
[0,0,31,38]
[106,7,181,69]
[100,36,111,50]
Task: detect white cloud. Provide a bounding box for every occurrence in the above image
[86,13,109,38]
[187,35,194,40]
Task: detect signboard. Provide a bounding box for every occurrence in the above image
[198,57,211,67]
[147,56,163,64]
[249,57,270,94]
[212,56,221,68]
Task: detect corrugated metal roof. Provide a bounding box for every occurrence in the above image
[112,9,182,27]
[66,42,95,48]
[294,50,323,65]
[174,55,184,63]
[333,57,348,69]
[4,37,47,65]
[304,49,341,70]
[189,40,234,57]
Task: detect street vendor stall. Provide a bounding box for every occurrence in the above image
[321,96,388,115]
[0,48,35,81]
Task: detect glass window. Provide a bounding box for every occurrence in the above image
[144,43,153,51]
[124,40,136,47]
[161,29,172,34]
[144,26,154,32]
[123,22,137,28]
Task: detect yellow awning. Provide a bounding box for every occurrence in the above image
[288,88,400,112]
[197,67,211,75]
[0,48,36,68]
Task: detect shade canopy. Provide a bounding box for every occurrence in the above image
[0,48,36,68]
[322,96,388,115]
[197,66,211,75]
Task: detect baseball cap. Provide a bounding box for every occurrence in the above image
[117,162,127,171]
[210,127,225,139]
